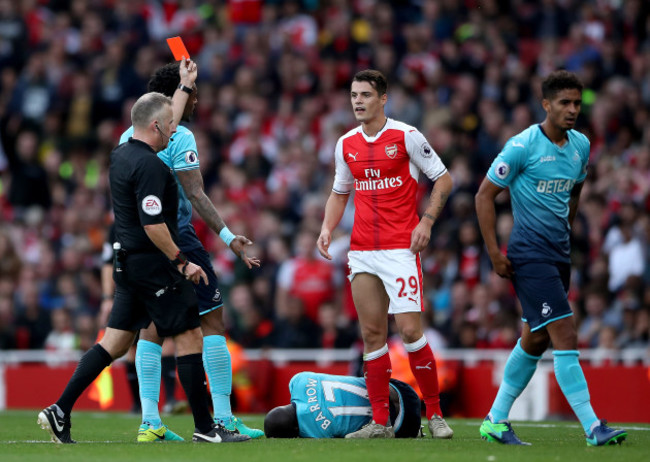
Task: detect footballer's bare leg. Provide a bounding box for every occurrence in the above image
[345,273,394,438]
[353,273,390,352]
[99,328,139,359]
[519,323,550,356]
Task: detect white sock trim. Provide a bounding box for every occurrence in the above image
[363,344,389,361]
[404,335,427,352]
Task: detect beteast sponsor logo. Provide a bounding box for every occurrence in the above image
[536,179,576,194]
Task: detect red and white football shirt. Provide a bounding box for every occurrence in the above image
[332,118,447,251]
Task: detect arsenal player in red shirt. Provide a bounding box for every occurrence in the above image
[317,70,454,439]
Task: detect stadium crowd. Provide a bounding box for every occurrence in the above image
[0,0,649,357]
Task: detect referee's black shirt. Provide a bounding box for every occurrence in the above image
[109,138,179,253]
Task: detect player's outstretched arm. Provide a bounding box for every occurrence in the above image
[318,191,349,260]
[475,178,513,278]
[177,169,260,269]
[411,171,452,254]
[171,58,197,129]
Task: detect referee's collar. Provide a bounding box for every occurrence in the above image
[128,137,156,154]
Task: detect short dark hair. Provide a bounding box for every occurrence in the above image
[264,404,299,438]
[147,62,180,98]
[541,70,583,100]
[352,69,388,96]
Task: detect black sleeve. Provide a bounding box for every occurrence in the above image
[132,156,167,226]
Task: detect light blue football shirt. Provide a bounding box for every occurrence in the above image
[120,125,202,251]
[290,372,403,438]
[486,124,590,263]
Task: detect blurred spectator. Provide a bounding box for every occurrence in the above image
[578,289,620,348]
[227,282,272,349]
[0,227,21,280]
[8,51,54,127]
[317,301,357,349]
[44,308,77,352]
[14,281,51,349]
[606,221,645,294]
[270,295,320,349]
[7,129,51,212]
[0,0,28,70]
[275,228,340,322]
[0,295,15,349]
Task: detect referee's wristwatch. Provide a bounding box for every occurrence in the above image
[171,251,190,274]
[177,83,193,95]
[171,251,188,266]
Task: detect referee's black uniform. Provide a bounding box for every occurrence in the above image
[108,137,200,337]
[38,97,220,444]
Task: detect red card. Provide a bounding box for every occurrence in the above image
[166,36,190,61]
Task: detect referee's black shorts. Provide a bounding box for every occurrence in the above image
[108,252,201,337]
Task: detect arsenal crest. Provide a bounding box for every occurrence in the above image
[385,144,398,159]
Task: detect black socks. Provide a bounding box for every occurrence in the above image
[56,344,113,415]
[176,353,213,433]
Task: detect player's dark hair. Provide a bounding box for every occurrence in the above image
[264,404,299,438]
[147,62,181,98]
[353,69,388,96]
[389,379,423,438]
[541,70,583,100]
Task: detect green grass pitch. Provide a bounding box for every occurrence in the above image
[0,410,646,462]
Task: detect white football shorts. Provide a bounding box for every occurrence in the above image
[347,249,424,314]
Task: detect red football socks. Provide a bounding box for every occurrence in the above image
[408,344,442,418]
[364,350,392,426]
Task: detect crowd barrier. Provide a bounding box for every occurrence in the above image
[1,348,648,422]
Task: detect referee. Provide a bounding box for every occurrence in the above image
[38,92,227,444]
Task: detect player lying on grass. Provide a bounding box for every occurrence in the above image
[264,372,424,438]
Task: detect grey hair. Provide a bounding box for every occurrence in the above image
[131,92,172,129]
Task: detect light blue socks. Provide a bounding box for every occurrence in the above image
[553,350,598,433]
[203,335,232,421]
[490,339,541,422]
[135,339,163,428]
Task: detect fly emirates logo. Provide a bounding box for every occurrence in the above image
[355,168,403,191]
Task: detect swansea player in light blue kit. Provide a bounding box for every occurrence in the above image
[120,60,262,442]
[475,70,627,447]
[264,372,423,438]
